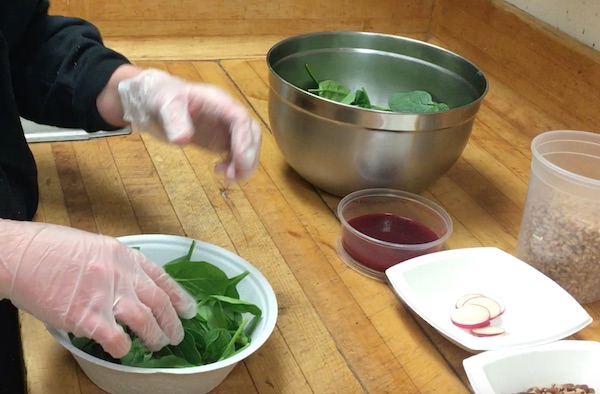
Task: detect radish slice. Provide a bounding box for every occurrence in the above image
[463,296,503,319]
[450,304,491,329]
[455,293,482,308]
[495,298,506,316]
[470,326,506,337]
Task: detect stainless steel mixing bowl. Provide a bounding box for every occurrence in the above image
[267,31,488,196]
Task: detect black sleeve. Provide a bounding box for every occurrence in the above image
[9,0,130,131]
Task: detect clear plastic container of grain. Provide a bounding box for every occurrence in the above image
[516,130,600,304]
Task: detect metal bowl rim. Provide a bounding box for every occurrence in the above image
[267,30,489,117]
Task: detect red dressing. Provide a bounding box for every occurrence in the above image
[348,213,438,244]
[341,213,441,272]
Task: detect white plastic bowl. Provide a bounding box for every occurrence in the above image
[464,340,600,394]
[47,234,278,394]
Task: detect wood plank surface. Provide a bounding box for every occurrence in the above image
[19,0,600,393]
[49,0,434,38]
[430,0,600,134]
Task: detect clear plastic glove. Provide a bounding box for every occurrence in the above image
[118,69,262,182]
[0,220,197,359]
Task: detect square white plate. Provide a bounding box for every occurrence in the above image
[385,247,592,352]
[463,340,600,394]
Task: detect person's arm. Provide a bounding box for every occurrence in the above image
[12,0,262,181]
[10,0,130,131]
[95,64,142,127]
[0,218,197,358]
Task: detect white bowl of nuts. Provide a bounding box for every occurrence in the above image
[463,340,600,394]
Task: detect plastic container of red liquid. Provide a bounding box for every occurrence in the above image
[336,188,453,280]
[515,130,600,304]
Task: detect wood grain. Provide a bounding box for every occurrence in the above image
[222,58,466,392]
[430,0,600,135]
[49,0,434,38]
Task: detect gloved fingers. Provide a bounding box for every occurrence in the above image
[133,279,186,346]
[186,85,235,151]
[233,117,262,178]
[72,313,132,359]
[214,160,236,182]
[158,95,195,145]
[138,256,197,320]
[215,117,262,181]
[113,296,171,353]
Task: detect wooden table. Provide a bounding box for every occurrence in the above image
[18,28,600,394]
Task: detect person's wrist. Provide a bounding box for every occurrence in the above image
[96,64,144,127]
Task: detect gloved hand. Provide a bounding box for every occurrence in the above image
[118,69,262,182]
[0,219,197,359]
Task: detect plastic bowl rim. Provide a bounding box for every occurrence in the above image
[532,129,600,186]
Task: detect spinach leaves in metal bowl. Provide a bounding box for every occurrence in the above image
[304,64,449,113]
[70,241,262,368]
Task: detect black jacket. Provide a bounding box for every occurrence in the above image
[0,0,129,219]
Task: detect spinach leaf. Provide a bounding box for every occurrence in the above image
[305,64,355,103]
[69,335,119,363]
[225,271,249,298]
[202,328,234,364]
[197,300,233,330]
[388,91,450,113]
[120,338,154,366]
[303,64,449,113]
[165,240,195,265]
[118,341,195,368]
[70,241,263,369]
[352,87,372,108]
[164,260,230,301]
[349,88,389,111]
[209,294,263,317]
[308,80,355,103]
[164,332,202,365]
[218,319,249,361]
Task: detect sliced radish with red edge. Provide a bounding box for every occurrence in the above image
[463,296,504,319]
[452,293,508,336]
[470,326,506,337]
[454,293,482,308]
[450,304,491,329]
